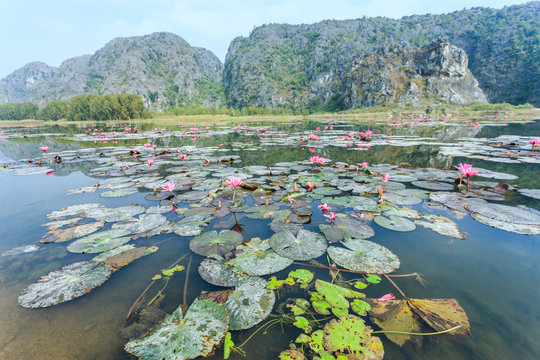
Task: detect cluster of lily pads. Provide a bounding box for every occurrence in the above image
[2,118,539,360]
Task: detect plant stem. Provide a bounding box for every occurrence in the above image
[183,255,192,306]
[372,325,463,336]
[383,273,407,298]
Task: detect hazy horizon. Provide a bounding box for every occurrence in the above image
[0,0,533,78]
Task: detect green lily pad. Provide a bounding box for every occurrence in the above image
[374,215,416,232]
[288,269,314,285]
[323,315,384,359]
[124,298,229,360]
[198,258,251,287]
[244,205,281,219]
[84,205,146,222]
[412,180,454,191]
[111,214,167,234]
[351,299,372,316]
[40,221,105,243]
[465,202,540,225]
[190,230,244,257]
[226,237,293,276]
[415,214,465,239]
[225,277,275,330]
[470,213,540,235]
[270,219,304,235]
[18,261,113,308]
[319,217,375,243]
[172,214,212,237]
[269,230,327,261]
[315,279,365,310]
[100,188,138,198]
[67,228,131,254]
[279,349,306,360]
[327,240,400,274]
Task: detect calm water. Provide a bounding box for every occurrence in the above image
[0,119,539,360]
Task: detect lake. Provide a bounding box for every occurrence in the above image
[0,116,539,360]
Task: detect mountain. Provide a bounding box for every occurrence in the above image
[1,32,224,111]
[224,2,539,110]
[0,2,538,112]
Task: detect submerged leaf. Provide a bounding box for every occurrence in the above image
[124,298,229,360]
[40,221,105,243]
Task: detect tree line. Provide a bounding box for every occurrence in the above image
[0,94,147,121]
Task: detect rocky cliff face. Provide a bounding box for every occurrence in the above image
[1,32,224,110]
[0,62,58,104]
[225,2,539,109]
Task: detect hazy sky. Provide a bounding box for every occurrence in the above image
[0,0,532,78]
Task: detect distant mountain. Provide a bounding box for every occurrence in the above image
[1,2,538,112]
[224,2,539,109]
[0,32,224,111]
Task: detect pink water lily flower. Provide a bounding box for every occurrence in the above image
[226,176,243,203]
[383,174,391,183]
[318,203,331,212]
[309,156,320,165]
[323,212,336,222]
[530,138,540,151]
[161,181,177,198]
[178,153,187,160]
[361,162,369,170]
[377,293,395,302]
[39,146,49,152]
[143,143,151,148]
[306,182,315,191]
[147,159,154,167]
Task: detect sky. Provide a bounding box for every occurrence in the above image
[0,0,533,78]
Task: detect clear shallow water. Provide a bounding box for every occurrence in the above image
[0,119,538,360]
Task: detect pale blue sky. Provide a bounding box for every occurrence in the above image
[0,0,532,78]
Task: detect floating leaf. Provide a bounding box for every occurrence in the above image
[309,330,324,353]
[319,217,375,243]
[18,261,113,308]
[312,300,332,315]
[327,240,400,274]
[466,202,540,225]
[224,332,234,359]
[323,315,384,359]
[374,215,416,232]
[124,298,229,360]
[225,277,275,330]
[365,274,381,284]
[104,246,158,270]
[244,204,282,219]
[226,237,293,276]
[111,214,167,235]
[408,299,470,335]
[293,316,311,332]
[267,276,285,290]
[279,349,306,360]
[100,188,138,198]
[288,269,314,286]
[46,203,105,219]
[350,299,372,316]
[162,264,184,277]
[315,279,365,310]
[415,214,465,239]
[366,299,422,346]
[67,228,131,254]
[40,221,105,243]
[470,213,540,235]
[354,281,368,289]
[269,230,327,261]
[411,180,454,191]
[84,205,146,222]
[189,230,244,257]
[198,258,251,287]
[172,214,211,237]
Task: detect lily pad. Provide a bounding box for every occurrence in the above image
[226,237,293,276]
[225,277,275,330]
[46,203,105,219]
[39,221,105,243]
[124,298,230,360]
[408,298,470,335]
[18,261,113,308]
[315,279,365,310]
[111,214,167,234]
[470,213,540,235]
[366,299,422,346]
[84,205,146,222]
[374,215,416,232]
[412,180,454,191]
[104,246,158,270]
[172,214,212,237]
[327,240,400,274]
[244,204,282,219]
[67,228,131,254]
[100,188,138,198]
[323,315,384,359]
[198,258,251,287]
[465,202,540,225]
[189,230,244,257]
[269,230,327,261]
[415,214,465,239]
[319,217,375,243]
[517,188,540,200]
